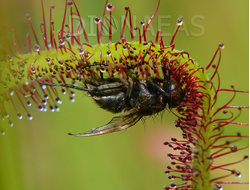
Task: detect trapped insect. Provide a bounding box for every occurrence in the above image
[37,67,185,137]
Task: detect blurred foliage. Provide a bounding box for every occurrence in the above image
[0,0,248,190]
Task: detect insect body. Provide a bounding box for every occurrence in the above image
[37,68,185,137]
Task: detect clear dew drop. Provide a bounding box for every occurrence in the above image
[59,38,65,45]
[43,106,47,112]
[4,113,9,119]
[230,145,237,152]
[216,184,223,190]
[50,106,54,112]
[66,32,71,39]
[176,18,183,26]
[235,171,242,178]
[27,101,32,106]
[61,89,66,94]
[28,114,33,120]
[1,129,5,135]
[44,94,49,100]
[46,57,51,64]
[106,50,111,56]
[25,14,31,20]
[24,81,29,86]
[140,20,145,26]
[56,97,62,104]
[17,112,22,119]
[47,41,51,48]
[94,17,101,24]
[71,91,75,97]
[70,97,75,102]
[38,105,43,111]
[41,85,47,90]
[67,0,73,6]
[244,155,249,161]
[7,55,13,61]
[78,47,84,55]
[9,120,13,127]
[55,105,60,112]
[219,43,225,49]
[58,60,64,65]
[34,44,40,52]
[169,182,176,188]
[125,6,129,11]
[42,100,47,105]
[9,90,14,96]
[106,3,114,11]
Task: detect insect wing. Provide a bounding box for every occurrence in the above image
[68,108,142,137]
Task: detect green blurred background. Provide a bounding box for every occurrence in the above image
[0,0,248,190]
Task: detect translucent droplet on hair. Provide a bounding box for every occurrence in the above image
[41,85,47,90]
[55,105,60,112]
[216,184,223,190]
[28,114,32,120]
[9,120,13,127]
[43,106,47,112]
[46,57,51,64]
[230,145,237,152]
[66,33,71,39]
[7,55,12,61]
[4,113,9,119]
[9,90,14,96]
[70,97,75,102]
[125,6,129,11]
[47,41,51,48]
[56,97,62,104]
[61,89,66,94]
[176,18,183,26]
[42,99,47,105]
[44,94,49,100]
[106,3,114,11]
[107,50,111,56]
[244,155,249,161]
[219,43,225,49]
[25,14,31,20]
[67,0,73,6]
[140,20,145,26]
[78,47,84,55]
[17,112,22,119]
[59,38,65,46]
[94,17,101,24]
[50,106,54,112]
[235,171,242,178]
[34,44,40,52]
[27,101,31,106]
[37,105,42,111]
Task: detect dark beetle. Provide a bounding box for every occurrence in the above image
[37,68,185,137]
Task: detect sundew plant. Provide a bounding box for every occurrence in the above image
[0,0,248,190]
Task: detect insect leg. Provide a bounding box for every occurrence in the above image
[36,79,89,91]
[146,78,169,99]
[150,77,164,83]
